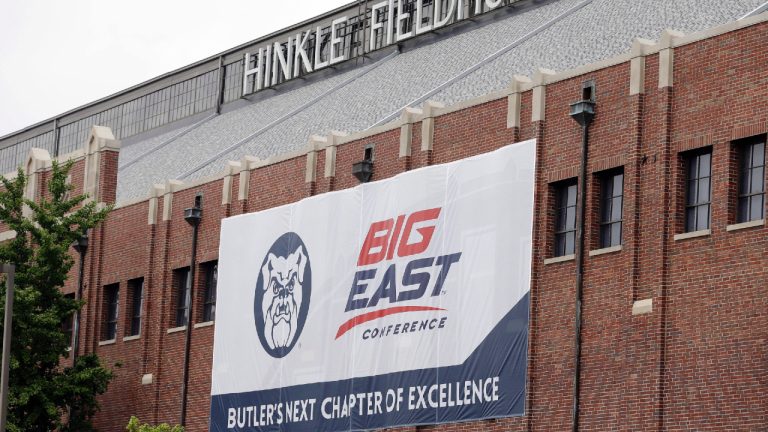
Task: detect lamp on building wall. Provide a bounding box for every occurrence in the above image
[568,80,595,432]
[180,194,202,427]
[71,233,89,365]
[352,145,374,183]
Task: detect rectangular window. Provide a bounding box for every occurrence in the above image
[103,284,119,341]
[127,278,144,336]
[684,149,712,232]
[599,170,624,248]
[554,180,578,257]
[175,268,190,327]
[737,138,765,222]
[62,293,75,348]
[202,262,218,323]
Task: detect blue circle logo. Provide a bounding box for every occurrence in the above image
[254,232,311,358]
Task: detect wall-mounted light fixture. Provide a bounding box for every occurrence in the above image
[568,79,596,432]
[180,193,202,427]
[352,145,375,183]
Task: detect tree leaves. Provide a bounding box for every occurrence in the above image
[0,160,114,431]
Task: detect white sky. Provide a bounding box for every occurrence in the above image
[0,0,351,137]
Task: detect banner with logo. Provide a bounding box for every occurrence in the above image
[210,139,536,431]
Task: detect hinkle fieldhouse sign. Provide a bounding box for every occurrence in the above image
[210,139,536,431]
[242,0,518,95]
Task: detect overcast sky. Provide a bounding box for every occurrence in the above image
[0,0,351,137]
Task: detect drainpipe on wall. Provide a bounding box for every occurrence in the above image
[180,194,202,427]
[568,83,596,432]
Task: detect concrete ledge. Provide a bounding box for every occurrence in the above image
[544,254,575,265]
[194,321,215,329]
[98,339,116,346]
[0,231,17,243]
[141,374,153,385]
[673,229,711,241]
[589,245,622,256]
[166,326,187,334]
[123,335,140,342]
[632,298,653,315]
[726,219,764,232]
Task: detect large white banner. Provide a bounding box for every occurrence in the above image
[210,140,536,431]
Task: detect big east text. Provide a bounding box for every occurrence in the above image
[346,208,461,312]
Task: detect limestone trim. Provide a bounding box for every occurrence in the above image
[238,156,260,201]
[589,245,623,256]
[0,231,17,243]
[630,38,655,95]
[147,184,164,225]
[221,161,241,205]
[544,254,575,265]
[83,126,121,203]
[162,180,183,222]
[305,151,318,183]
[398,107,422,158]
[324,146,337,178]
[507,75,531,128]
[726,219,764,232]
[673,229,711,241]
[22,148,53,217]
[420,100,445,152]
[532,68,556,122]
[632,298,653,315]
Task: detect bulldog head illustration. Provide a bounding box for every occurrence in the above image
[254,232,311,358]
[261,246,306,350]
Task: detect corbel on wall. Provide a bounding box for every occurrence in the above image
[658,30,684,88]
[420,100,445,152]
[221,161,241,205]
[238,156,260,201]
[22,148,52,217]
[507,75,531,128]
[306,135,326,184]
[147,184,165,225]
[629,38,655,95]
[162,180,183,221]
[532,68,557,122]
[399,107,422,158]
[83,126,120,203]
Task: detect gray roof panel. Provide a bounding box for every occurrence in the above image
[115,0,764,202]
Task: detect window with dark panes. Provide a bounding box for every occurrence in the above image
[175,268,190,327]
[127,278,144,336]
[202,262,218,323]
[737,138,765,222]
[554,180,578,257]
[684,148,712,232]
[599,169,624,248]
[103,284,119,341]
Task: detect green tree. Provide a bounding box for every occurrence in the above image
[0,160,114,431]
[125,416,184,432]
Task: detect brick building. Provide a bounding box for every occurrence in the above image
[1,0,766,430]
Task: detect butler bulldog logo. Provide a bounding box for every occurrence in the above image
[254,232,311,358]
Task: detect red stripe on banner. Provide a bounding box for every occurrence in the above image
[335,306,445,339]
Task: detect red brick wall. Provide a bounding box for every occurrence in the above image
[31,20,767,431]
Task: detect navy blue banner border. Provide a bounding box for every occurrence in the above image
[210,292,529,432]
